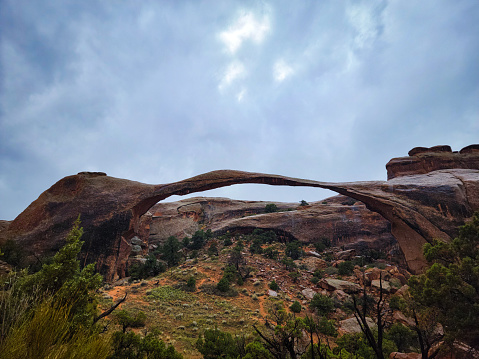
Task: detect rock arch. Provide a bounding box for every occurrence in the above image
[3,169,479,280]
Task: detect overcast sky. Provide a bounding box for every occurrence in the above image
[1,1,478,220]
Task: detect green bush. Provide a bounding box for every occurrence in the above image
[289,301,302,313]
[110,331,182,359]
[186,276,196,291]
[249,238,263,254]
[216,277,230,293]
[310,294,335,316]
[129,255,166,281]
[338,261,354,276]
[265,204,278,213]
[263,247,278,260]
[0,299,111,359]
[196,328,242,359]
[281,257,297,271]
[386,323,418,353]
[207,242,218,256]
[285,241,303,260]
[160,236,182,267]
[388,295,405,311]
[0,240,26,268]
[318,317,337,337]
[268,280,279,291]
[114,310,147,333]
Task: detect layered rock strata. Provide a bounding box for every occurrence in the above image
[147,196,399,262]
[386,144,479,179]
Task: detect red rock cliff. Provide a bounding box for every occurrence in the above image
[386,144,479,179]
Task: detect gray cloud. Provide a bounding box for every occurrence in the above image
[1,0,478,219]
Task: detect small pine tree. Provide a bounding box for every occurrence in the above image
[216,277,230,293]
[290,301,302,313]
[269,280,279,291]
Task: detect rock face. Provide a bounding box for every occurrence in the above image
[386,144,479,180]
[1,147,479,280]
[147,195,399,260]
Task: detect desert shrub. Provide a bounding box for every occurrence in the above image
[147,286,187,302]
[289,301,302,313]
[256,229,277,244]
[216,277,231,293]
[263,247,278,260]
[265,204,278,213]
[285,241,303,260]
[310,269,323,284]
[114,310,147,333]
[129,255,165,281]
[187,229,212,250]
[0,298,111,359]
[409,212,479,350]
[181,236,190,248]
[310,294,334,316]
[110,331,182,359]
[323,252,334,262]
[249,238,263,254]
[200,283,238,297]
[196,328,242,359]
[223,238,233,247]
[386,323,418,353]
[186,276,196,291]
[160,236,182,267]
[208,242,219,256]
[0,240,27,268]
[338,261,354,276]
[268,280,279,291]
[314,237,331,253]
[318,317,338,337]
[388,295,405,311]
[299,200,309,206]
[18,216,103,326]
[281,257,297,271]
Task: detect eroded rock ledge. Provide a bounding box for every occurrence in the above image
[386,144,479,179]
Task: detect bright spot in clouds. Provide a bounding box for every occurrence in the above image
[219,10,271,54]
[273,59,294,82]
[218,61,246,91]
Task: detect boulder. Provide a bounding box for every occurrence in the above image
[299,256,328,271]
[339,317,376,334]
[459,144,479,154]
[333,289,351,302]
[371,279,392,293]
[388,145,479,179]
[268,290,278,297]
[301,288,317,300]
[319,278,361,294]
[408,145,452,156]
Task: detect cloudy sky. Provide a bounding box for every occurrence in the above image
[1,1,478,220]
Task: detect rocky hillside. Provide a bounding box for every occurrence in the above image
[144,195,400,264]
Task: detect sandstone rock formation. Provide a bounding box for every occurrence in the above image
[386,144,479,179]
[146,195,398,260]
[1,146,478,280]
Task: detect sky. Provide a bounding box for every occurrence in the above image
[1,0,478,220]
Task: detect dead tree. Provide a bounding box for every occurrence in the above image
[352,273,392,359]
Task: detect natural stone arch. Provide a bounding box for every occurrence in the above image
[4,169,479,281]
